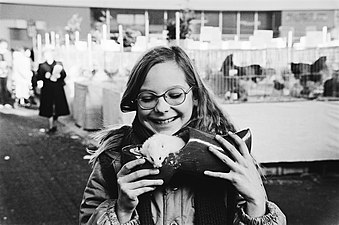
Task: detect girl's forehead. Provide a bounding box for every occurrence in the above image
[141,62,188,91]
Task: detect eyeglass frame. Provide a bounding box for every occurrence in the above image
[136,86,193,110]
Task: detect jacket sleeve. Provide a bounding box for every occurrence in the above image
[36,64,44,81]
[58,62,67,81]
[233,200,286,225]
[79,160,119,225]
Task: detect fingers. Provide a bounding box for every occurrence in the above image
[226,132,251,157]
[118,158,146,177]
[121,167,162,183]
[204,170,233,181]
[118,157,162,182]
[117,158,164,198]
[119,178,164,196]
[131,179,164,189]
[208,132,253,176]
[117,179,163,211]
[117,163,164,205]
[215,134,247,164]
[207,146,238,171]
[131,186,158,197]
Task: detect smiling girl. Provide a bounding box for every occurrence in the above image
[79,46,286,225]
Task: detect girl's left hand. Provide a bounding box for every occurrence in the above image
[204,133,266,217]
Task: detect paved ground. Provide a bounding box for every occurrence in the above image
[0,106,92,225]
[0,106,339,225]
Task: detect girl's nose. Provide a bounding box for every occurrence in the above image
[154,96,170,112]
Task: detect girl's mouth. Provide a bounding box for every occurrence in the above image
[150,117,177,125]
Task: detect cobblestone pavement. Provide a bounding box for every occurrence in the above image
[0,106,92,225]
[0,106,339,225]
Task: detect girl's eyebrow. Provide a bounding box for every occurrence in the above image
[139,85,188,93]
[139,88,153,92]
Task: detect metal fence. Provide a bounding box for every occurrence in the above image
[187,47,339,102]
[53,45,339,102]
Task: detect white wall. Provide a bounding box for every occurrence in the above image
[0,4,91,40]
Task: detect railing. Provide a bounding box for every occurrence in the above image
[53,45,339,102]
[189,47,339,102]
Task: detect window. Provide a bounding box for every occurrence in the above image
[204,11,219,27]
[240,12,255,35]
[148,10,165,33]
[222,12,237,34]
[110,9,145,34]
[10,28,29,41]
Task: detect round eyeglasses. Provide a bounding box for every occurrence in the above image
[136,87,193,110]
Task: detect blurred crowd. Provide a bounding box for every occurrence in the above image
[0,39,71,133]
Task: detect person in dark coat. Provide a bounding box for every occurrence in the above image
[37,48,70,133]
[323,63,339,97]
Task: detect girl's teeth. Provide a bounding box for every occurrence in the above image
[156,118,174,124]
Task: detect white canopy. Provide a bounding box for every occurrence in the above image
[1,0,339,11]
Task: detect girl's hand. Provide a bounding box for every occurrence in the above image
[204,133,266,217]
[116,158,164,223]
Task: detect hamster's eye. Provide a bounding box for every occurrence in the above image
[159,157,162,160]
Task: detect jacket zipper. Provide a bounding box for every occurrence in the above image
[163,188,168,225]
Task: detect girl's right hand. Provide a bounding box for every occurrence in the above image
[116,158,164,223]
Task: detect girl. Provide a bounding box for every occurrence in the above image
[79,46,286,225]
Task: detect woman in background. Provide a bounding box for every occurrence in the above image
[36,47,69,133]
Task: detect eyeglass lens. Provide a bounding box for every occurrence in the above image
[137,87,189,109]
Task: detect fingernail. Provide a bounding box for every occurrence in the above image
[152,169,160,174]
